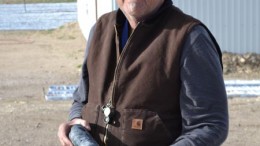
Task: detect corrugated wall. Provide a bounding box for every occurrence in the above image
[173,0,260,54]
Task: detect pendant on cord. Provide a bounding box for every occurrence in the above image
[102,103,115,124]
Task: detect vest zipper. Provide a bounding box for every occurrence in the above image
[111,23,141,106]
[102,23,142,145]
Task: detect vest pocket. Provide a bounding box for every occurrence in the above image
[121,109,173,146]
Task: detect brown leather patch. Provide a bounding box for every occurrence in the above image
[131,119,143,130]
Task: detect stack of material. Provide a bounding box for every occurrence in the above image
[45,85,77,101]
[225,80,260,98]
[45,80,260,101]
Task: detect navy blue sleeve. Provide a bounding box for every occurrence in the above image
[172,25,229,146]
[68,25,96,121]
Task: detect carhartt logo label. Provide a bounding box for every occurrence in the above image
[131,119,143,130]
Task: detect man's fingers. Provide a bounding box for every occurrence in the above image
[58,132,65,146]
[58,136,65,146]
[80,120,91,131]
[70,118,91,131]
[62,137,73,146]
[58,133,73,146]
[58,122,73,146]
[58,119,91,146]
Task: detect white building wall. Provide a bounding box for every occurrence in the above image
[174,0,260,54]
[77,0,115,40]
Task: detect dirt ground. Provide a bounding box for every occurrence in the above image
[0,23,260,146]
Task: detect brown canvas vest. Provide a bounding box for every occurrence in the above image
[81,5,212,146]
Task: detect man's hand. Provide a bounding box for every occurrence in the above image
[58,118,91,146]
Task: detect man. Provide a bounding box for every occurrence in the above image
[58,0,229,145]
